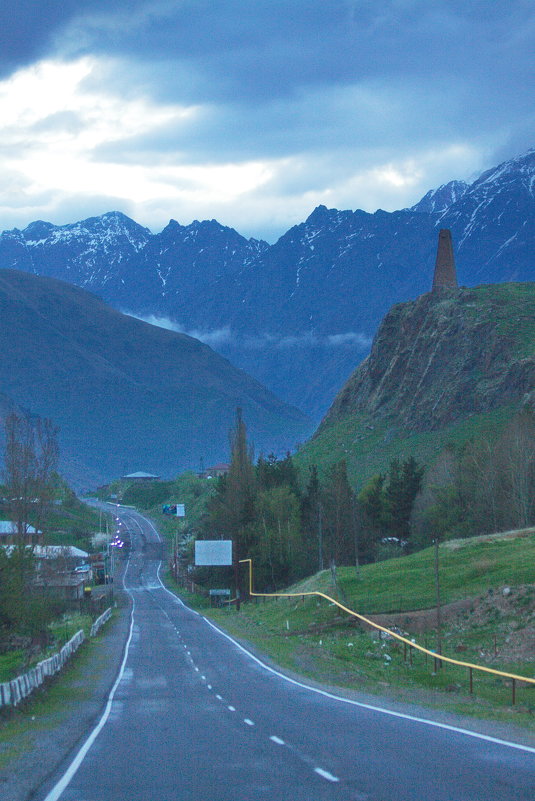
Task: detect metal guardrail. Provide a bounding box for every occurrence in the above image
[0,607,114,708]
[239,559,535,705]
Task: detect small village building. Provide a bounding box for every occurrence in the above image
[0,521,43,545]
[32,545,91,600]
[33,573,88,600]
[33,545,90,571]
[1,541,91,600]
[122,471,161,482]
[199,463,230,479]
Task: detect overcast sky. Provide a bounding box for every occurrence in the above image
[0,0,533,241]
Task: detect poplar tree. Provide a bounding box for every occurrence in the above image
[384,456,424,547]
[1,412,59,641]
[226,408,256,550]
[322,460,356,566]
[301,465,323,572]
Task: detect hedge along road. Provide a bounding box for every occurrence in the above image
[35,507,535,801]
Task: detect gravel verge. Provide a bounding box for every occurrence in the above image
[0,593,131,801]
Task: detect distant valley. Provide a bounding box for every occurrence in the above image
[0,270,312,486]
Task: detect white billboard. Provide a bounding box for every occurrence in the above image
[195,540,233,566]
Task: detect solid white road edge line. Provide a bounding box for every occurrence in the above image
[201,617,535,755]
[314,768,340,783]
[43,565,136,801]
[125,505,535,757]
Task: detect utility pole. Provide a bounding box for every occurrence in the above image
[318,500,324,571]
[234,539,241,611]
[434,538,443,667]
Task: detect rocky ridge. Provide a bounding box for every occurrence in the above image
[320,283,535,436]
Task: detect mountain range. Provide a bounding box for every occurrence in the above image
[1,148,534,419]
[0,269,312,487]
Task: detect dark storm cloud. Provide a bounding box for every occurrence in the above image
[4,2,533,100]
[0,1,121,75]
[91,77,464,167]
[1,0,533,237]
[66,0,534,104]
[60,0,533,168]
[3,2,533,156]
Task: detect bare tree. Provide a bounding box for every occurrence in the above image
[495,412,535,529]
[3,413,59,545]
[1,413,59,641]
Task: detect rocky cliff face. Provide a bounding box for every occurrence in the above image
[319,283,535,436]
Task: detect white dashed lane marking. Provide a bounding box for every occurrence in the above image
[314,767,340,783]
[164,592,344,790]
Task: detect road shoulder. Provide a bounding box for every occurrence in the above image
[0,595,131,801]
[200,608,535,750]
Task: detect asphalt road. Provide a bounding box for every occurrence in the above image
[34,507,535,801]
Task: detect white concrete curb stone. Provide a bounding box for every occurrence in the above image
[1,607,113,708]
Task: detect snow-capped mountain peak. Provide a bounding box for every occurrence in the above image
[409,180,469,214]
[0,147,533,418]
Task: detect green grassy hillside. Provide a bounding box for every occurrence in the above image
[296,404,517,487]
[467,282,535,358]
[250,528,535,616]
[296,283,535,490]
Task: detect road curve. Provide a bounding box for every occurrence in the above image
[35,507,535,801]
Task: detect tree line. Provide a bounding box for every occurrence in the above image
[412,411,535,546]
[198,409,425,593]
[194,407,535,595]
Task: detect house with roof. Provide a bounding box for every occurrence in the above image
[32,545,92,600]
[1,538,91,600]
[199,463,230,479]
[0,520,43,545]
[121,471,161,482]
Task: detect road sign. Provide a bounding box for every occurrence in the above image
[162,503,186,517]
[195,540,233,566]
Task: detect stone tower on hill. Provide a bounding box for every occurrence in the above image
[432,229,458,290]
